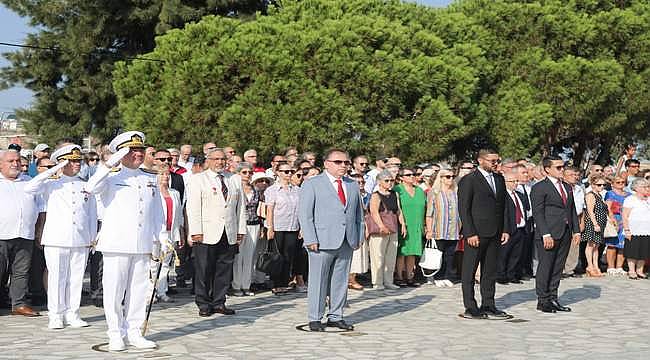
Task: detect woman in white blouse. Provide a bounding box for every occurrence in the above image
[151,169,184,302]
[622,179,650,280]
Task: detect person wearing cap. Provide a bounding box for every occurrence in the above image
[28,143,50,177]
[85,131,169,351]
[24,144,98,329]
[0,149,42,317]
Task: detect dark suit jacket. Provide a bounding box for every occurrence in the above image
[170,172,185,202]
[458,169,510,239]
[505,190,528,235]
[530,177,580,240]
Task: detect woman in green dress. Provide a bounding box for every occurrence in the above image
[394,167,427,287]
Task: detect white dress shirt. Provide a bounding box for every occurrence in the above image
[477,167,496,193]
[0,173,39,240]
[325,170,348,201]
[572,184,585,216]
[508,190,526,228]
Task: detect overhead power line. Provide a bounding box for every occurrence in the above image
[0,42,166,63]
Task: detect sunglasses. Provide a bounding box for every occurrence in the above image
[88,158,99,161]
[358,162,369,166]
[279,169,296,174]
[156,157,173,162]
[614,181,626,184]
[593,183,607,187]
[461,166,474,170]
[38,165,55,169]
[401,173,414,177]
[239,170,252,175]
[553,165,565,170]
[388,163,402,167]
[442,175,456,179]
[329,160,351,166]
[382,179,395,183]
[294,173,303,178]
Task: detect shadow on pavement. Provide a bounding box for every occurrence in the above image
[495,284,602,309]
[346,294,434,325]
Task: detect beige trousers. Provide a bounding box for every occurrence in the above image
[368,233,398,287]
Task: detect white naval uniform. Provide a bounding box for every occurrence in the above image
[24,172,97,322]
[85,164,167,342]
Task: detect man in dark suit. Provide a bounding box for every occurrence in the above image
[530,156,581,313]
[458,149,510,319]
[497,171,527,284]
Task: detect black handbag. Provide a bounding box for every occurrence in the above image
[256,237,283,275]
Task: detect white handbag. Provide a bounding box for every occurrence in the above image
[419,239,443,277]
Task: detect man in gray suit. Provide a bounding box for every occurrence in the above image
[298,148,365,332]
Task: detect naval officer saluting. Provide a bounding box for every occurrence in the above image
[24,144,97,330]
[85,131,170,351]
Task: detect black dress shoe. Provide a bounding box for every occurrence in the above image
[480,306,510,319]
[550,300,571,312]
[199,309,212,317]
[462,308,488,319]
[308,321,325,332]
[326,320,354,330]
[536,302,557,313]
[496,279,510,285]
[510,279,523,284]
[213,306,235,315]
[406,279,420,288]
[167,288,178,295]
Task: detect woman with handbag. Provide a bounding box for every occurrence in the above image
[367,170,406,290]
[582,174,609,277]
[425,168,460,287]
[604,174,631,276]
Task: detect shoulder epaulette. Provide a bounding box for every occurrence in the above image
[110,167,121,173]
[140,168,158,175]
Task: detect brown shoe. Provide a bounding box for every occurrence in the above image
[348,281,364,290]
[11,305,40,317]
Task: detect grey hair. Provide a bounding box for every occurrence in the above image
[0,149,17,160]
[167,148,180,155]
[206,147,224,156]
[630,178,649,192]
[243,149,257,157]
[376,169,394,181]
[236,162,253,173]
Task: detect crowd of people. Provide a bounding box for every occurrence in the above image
[2,134,650,348]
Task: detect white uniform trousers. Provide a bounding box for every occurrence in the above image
[44,246,89,321]
[232,224,261,291]
[149,251,173,297]
[102,253,149,341]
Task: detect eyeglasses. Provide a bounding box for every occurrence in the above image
[614,181,626,184]
[156,157,173,162]
[328,160,351,166]
[593,183,607,187]
[279,170,296,174]
[88,158,99,162]
[442,175,456,179]
[382,179,395,183]
[239,170,252,175]
[358,162,369,166]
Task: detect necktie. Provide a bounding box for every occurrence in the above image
[336,179,346,206]
[218,173,228,201]
[487,173,496,193]
[557,180,567,205]
[512,191,523,225]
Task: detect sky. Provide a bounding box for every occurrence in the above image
[0,0,453,114]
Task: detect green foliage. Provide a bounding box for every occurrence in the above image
[0,0,265,145]
[115,0,481,162]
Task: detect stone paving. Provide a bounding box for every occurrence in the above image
[1,275,649,359]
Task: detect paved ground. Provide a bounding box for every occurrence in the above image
[1,275,649,359]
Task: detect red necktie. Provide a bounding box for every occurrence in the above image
[512,191,523,225]
[336,179,346,206]
[557,180,567,205]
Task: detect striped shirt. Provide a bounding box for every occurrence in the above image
[426,190,460,241]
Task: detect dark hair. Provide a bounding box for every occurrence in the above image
[194,155,206,166]
[624,143,636,153]
[323,148,349,161]
[36,157,51,166]
[564,165,580,173]
[398,167,415,177]
[477,148,498,160]
[542,155,563,170]
[296,159,311,168]
[625,158,640,167]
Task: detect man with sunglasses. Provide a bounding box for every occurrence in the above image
[298,148,364,332]
[265,154,287,179]
[85,131,169,351]
[530,156,581,313]
[458,149,510,320]
[24,144,97,329]
[154,149,186,203]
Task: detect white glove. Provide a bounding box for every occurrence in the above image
[106,147,130,167]
[161,239,174,254]
[152,243,162,260]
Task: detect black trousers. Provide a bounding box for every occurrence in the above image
[434,240,458,281]
[28,239,47,300]
[461,235,498,311]
[497,228,525,281]
[89,251,103,299]
[293,237,308,277]
[574,240,588,274]
[0,238,33,307]
[174,242,194,286]
[535,227,572,302]
[193,234,237,311]
[271,231,298,288]
[520,226,535,277]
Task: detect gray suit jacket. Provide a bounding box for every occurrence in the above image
[298,173,365,250]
